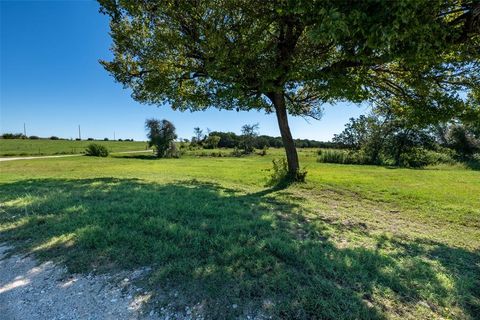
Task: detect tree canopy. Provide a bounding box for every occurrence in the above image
[99,0,479,178]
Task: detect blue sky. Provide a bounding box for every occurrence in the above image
[1,0,368,141]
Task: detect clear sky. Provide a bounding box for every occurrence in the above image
[0,0,369,141]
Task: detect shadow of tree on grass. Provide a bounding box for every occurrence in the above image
[0,178,478,319]
[112,154,158,160]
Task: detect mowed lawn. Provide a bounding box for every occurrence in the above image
[0,139,150,156]
[1,150,479,319]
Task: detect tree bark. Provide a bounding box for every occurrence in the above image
[269,92,300,179]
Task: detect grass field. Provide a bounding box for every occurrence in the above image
[0,139,150,156]
[1,149,479,319]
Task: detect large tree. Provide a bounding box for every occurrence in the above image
[99,0,479,179]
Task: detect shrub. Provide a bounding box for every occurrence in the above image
[164,142,181,158]
[85,143,109,157]
[231,147,243,157]
[398,147,430,168]
[258,145,268,156]
[267,158,307,187]
[424,149,456,165]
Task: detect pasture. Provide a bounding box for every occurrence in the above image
[1,150,479,319]
[0,139,149,156]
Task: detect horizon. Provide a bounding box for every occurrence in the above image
[1,1,368,142]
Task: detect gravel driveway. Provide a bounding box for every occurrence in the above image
[0,245,159,320]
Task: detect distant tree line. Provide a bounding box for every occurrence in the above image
[0,133,136,142]
[190,127,338,150]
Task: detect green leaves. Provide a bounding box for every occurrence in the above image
[99,0,479,124]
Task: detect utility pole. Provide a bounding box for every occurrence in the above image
[114,131,116,141]
[78,125,81,140]
[23,123,26,137]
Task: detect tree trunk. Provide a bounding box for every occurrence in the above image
[269,92,300,179]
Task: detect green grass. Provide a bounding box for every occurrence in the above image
[0,139,149,156]
[0,150,479,319]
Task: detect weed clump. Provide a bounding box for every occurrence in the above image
[267,158,307,188]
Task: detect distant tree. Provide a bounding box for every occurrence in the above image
[240,123,259,154]
[146,118,178,158]
[192,127,205,145]
[50,136,59,140]
[29,135,40,139]
[332,116,378,150]
[209,131,239,148]
[204,135,221,149]
[104,137,109,141]
[100,0,480,180]
[446,124,480,160]
[254,135,270,149]
[334,113,439,166]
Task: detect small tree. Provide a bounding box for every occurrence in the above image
[240,123,259,154]
[191,127,205,146]
[145,118,178,158]
[204,135,221,149]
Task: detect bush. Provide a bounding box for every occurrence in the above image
[164,142,181,158]
[231,147,243,157]
[29,135,40,139]
[317,147,455,168]
[258,145,268,156]
[85,143,109,157]
[424,149,456,165]
[267,158,307,187]
[398,147,430,168]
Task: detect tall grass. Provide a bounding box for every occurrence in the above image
[317,149,366,165]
